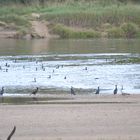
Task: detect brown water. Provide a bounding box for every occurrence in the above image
[0,38,140,55]
[0,38,140,96]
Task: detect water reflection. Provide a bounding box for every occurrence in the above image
[0,39,140,55]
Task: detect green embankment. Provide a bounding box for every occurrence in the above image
[0,0,140,38]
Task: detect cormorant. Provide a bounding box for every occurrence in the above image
[5,63,10,67]
[48,75,51,79]
[33,78,36,82]
[113,85,118,95]
[31,87,38,95]
[0,87,4,95]
[71,86,76,95]
[95,86,100,94]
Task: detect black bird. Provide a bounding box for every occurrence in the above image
[71,86,76,95]
[64,76,66,79]
[85,67,87,70]
[0,87,4,95]
[48,75,51,79]
[113,85,118,95]
[33,78,36,82]
[41,64,44,69]
[14,59,17,63]
[31,87,38,95]
[56,65,59,69]
[7,126,16,140]
[5,63,10,67]
[95,86,100,94]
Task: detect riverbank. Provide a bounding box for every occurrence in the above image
[0,0,140,39]
[0,94,140,140]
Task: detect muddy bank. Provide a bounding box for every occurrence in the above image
[0,20,50,39]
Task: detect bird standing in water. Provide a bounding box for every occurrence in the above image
[113,85,118,95]
[71,86,76,95]
[0,87,4,95]
[33,78,36,82]
[95,86,100,94]
[31,87,38,95]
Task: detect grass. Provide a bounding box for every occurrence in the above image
[0,1,140,38]
[107,22,140,38]
[41,3,140,27]
[52,24,100,38]
[116,57,140,64]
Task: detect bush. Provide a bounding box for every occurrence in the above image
[0,15,30,27]
[52,24,100,38]
[120,22,139,38]
[107,27,124,38]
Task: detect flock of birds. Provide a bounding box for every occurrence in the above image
[0,85,120,97]
[71,85,119,95]
[95,85,118,95]
[0,60,128,98]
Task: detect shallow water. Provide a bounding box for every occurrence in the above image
[0,38,140,95]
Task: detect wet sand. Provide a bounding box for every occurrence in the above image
[0,94,140,140]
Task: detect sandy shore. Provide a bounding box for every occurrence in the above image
[0,94,140,140]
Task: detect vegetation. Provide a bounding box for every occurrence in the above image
[0,0,140,38]
[52,24,100,38]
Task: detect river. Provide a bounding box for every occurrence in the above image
[0,38,140,95]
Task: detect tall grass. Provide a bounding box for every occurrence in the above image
[41,3,140,28]
[0,1,140,27]
[0,0,139,5]
[52,24,100,38]
[0,0,139,38]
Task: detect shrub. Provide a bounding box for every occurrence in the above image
[0,15,30,27]
[52,24,100,38]
[107,27,124,38]
[120,22,139,38]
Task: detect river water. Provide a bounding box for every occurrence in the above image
[0,38,140,95]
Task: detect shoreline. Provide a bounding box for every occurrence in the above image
[1,94,140,105]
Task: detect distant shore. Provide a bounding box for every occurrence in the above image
[0,1,140,39]
[0,94,140,140]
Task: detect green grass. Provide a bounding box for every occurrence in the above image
[41,4,140,28]
[52,24,100,38]
[0,1,139,38]
[107,23,140,38]
[107,27,124,38]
